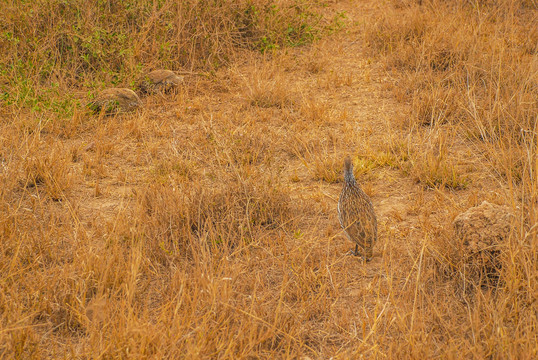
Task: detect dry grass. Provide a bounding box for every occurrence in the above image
[0,0,537,358]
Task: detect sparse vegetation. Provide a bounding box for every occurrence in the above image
[0,0,536,358]
[0,0,329,117]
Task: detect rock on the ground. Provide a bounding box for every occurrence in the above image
[88,88,141,114]
[453,201,514,251]
[138,69,184,94]
[453,201,514,280]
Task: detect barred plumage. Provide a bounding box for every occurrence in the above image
[87,88,141,114]
[337,156,377,260]
[138,70,184,94]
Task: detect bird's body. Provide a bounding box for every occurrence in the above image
[337,156,377,260]
[87,88,141,114]
[139,70,184,94]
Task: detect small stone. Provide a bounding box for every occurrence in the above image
[138,69,184,94]
[87,88,141,114]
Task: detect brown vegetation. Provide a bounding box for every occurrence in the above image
[0,0,536,358]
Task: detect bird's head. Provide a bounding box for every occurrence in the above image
[344,156,356,184]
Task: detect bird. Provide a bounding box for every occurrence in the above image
[87,88,141,114]
[138,70,184,94]
[337,156,377,260]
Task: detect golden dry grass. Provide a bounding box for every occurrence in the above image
[0,0,537,358]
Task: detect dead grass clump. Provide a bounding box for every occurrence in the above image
[311,155,341,183]
[226,130,272,166]
[411,81,460,126]
[289,125,343,160]
[291,135,344,183]
[22,145,73,200]
[134,175,292,260]
[364,7,429,65]
[0,202,95,345]
[299,97,331,123]
[304,55,329,74]
[396,128,470,190]
[150,156,199,184]
[246,78,292,108]
[240,64,295,109]
[408,150,469,190]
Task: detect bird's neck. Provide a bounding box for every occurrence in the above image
[344,170,356,185]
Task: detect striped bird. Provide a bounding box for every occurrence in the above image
[337,156,377,260]
[138,70,184,94]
